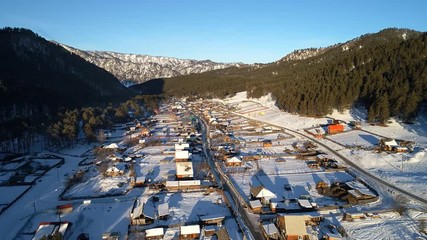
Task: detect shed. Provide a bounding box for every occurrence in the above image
[250,200,262,213]
[262,140,273,147]
[327,124,344,134]
[157,203,169,219]
[134,176,146,187]
[262,223,279,239]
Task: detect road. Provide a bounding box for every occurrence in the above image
[195,113,265,240]
[233,111,427,207]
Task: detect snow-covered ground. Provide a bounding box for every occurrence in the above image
[339,212,424,240]
[326,130,382,149]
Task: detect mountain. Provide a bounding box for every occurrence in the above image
[155,28,427,123]
[0,27,132,124]
[57,43,242,86]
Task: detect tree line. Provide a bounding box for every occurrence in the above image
[0,95,161,152]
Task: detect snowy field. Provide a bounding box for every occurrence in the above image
[342,148,427,198]
[63,171,130,199]
[339,212,425,240]
[19,199,135,240]
[327,130,382,148]
[134,153,176,183]
[0,186,31,212]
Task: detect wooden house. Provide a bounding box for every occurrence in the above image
[277,215,311,240]
[251,186,276,204]
[180,225,200,240]
[175,150,191,162]
[176,162,194,179]
[105,163,126,177]
[199,214,225,226]
[262,140,273,147]
[225,156,243,167]
[145,228,164,240]
[379,138,398,151]
[327,124,344,134]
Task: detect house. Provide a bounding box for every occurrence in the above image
[134,176,146,187]
[175,150,191,162]
[180,225,200,240]
[105,143,119,149]
[277,215,311,240]
[262,223,279,240]
[225,156,243,167]
[327,124,344,134]
[251,186,277,204]
[131,202,146,225]
[262,140,273,147]
[157,203,169,220]
[250,200,263,213]
[379,138,408,152]
[32,222,72,240]
[141,127,150,137]
[199,214,225,225]
[203,225,218,237]
[176,162,194,179]
[145,228,164,240]
[379,138,398,151]
[105,163,126,176]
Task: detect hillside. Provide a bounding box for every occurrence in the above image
[157,28,427,122]
[0,28,132,141]
[58,43,241,85]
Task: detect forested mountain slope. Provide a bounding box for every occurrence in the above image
[0,28,132,141]
[160,28,427,122]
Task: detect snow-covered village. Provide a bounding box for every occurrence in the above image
[1,1,427,240]
[1,91,426,240]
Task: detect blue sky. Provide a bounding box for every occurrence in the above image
[1,0,426,63]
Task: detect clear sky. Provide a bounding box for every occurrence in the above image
[1,0,426,63]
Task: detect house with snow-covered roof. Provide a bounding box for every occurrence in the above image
[105,163,126,176]
[225,156,242,167]
[176,162,193,179]
[251,186,277,204]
